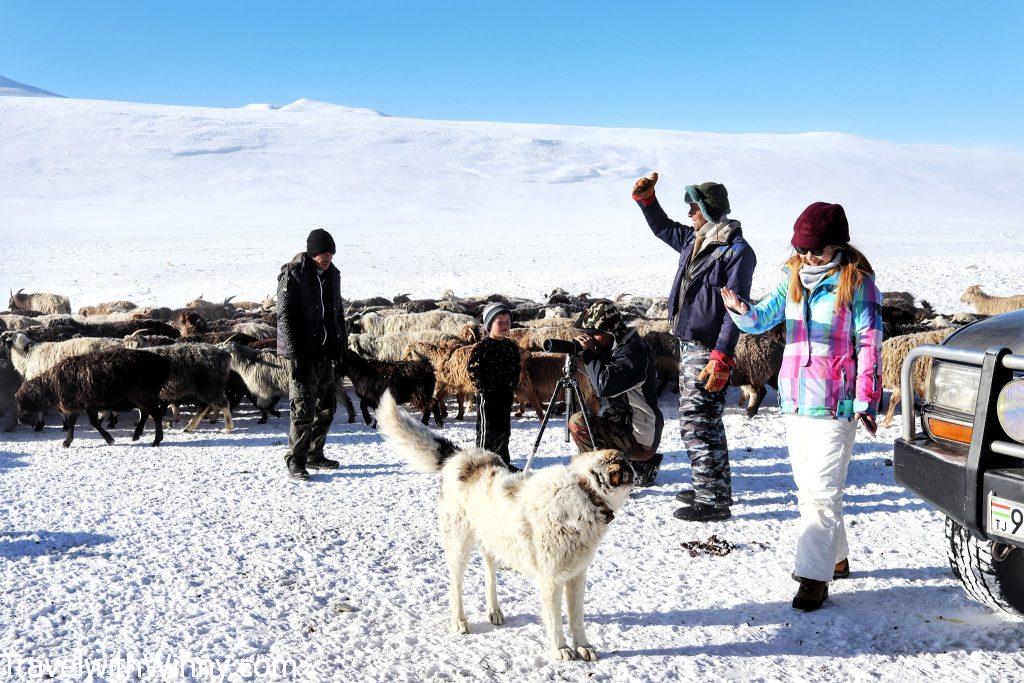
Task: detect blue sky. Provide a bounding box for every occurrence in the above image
[2,1,1021,146]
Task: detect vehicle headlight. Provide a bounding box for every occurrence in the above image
[997,378,1024,443]
[927,362,980,415]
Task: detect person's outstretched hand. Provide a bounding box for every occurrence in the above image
[632,172,658,201]
[856,412,878,436]
[721,287,749,315]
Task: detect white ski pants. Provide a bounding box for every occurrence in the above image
[784,414,857,582]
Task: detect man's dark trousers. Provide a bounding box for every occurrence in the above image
[286,357,337,467]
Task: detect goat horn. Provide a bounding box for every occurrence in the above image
[223,295,236,304]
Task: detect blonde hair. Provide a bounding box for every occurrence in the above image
[786,244,874,311]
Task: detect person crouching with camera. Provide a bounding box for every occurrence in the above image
[567,302,665,485]
[468,302,521,471]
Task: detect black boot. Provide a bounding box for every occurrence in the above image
[307,453,339,470]
[286,456,310,481]
[672,502,731,522]
[675,489,695,504]
[630,453,663,487]
[792,577,829,611]
[499,452,521,473]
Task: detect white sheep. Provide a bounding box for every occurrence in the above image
[881,327,955,426]
[521,317,576,329]
[0,332,122,381]
[230,321,276,340]
[960,285,1024,316]
[78,300,138,316]
[348,330,460,362]
[8,289,72,315]
[358,310,476,336]
[0,314,42,331]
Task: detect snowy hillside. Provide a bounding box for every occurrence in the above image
[0,75,63,98]
[1,89,1023,312]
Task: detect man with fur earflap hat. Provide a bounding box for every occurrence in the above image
[568,302,665,486]
[276,228,349,481]
[633,173,757,520]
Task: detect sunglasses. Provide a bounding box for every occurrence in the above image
[795,245,827,257]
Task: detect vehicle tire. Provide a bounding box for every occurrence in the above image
[945,516,1024,617]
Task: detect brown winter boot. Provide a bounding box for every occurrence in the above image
[792,577,829,611]
[833,558,850,579]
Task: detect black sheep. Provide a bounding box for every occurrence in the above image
[15,348,171,447]
[345,352,439,427]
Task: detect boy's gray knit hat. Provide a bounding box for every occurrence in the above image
[482,302,513,333]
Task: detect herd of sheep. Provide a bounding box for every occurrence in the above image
[1,284,1022,447]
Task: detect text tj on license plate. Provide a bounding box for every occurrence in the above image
[989,493,1024,543]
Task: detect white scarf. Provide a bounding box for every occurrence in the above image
[799,250,844,291]
[690,219,739,267]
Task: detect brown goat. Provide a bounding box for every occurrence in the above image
[515,351,599,418]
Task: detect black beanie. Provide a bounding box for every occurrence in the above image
[306,228,336,257]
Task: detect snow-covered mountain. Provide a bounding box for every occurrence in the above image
[0,75,64,98]
[1,84,1022,308]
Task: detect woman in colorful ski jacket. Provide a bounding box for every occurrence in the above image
[721,201,882,613]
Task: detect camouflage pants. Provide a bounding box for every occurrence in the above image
[568,411,655,461]
[679,340,732,507]
[286,357,337,465]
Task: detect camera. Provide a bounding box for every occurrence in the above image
[543,338,583,355]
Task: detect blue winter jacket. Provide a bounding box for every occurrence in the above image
[639,199,756,357]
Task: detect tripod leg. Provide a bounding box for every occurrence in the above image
[564,383,575,443]
[524,378,568,474]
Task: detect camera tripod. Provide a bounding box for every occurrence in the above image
[522,353,595,474]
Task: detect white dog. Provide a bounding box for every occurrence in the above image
[376,391,634,661]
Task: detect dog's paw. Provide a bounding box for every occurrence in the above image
[451,618,469,635]
[487,608,504,626]
[574,645,599,662]
[552,647,577,661]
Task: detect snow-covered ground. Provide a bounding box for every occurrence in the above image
[3,395,1023,681]
[3,85,1024,681]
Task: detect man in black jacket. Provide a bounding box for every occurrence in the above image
[276,228,348,481]
[567,302,665,486]
[632,173,756,521]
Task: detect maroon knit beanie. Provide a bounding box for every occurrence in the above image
[791,202,850,250]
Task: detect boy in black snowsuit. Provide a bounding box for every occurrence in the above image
[467,302,521,470]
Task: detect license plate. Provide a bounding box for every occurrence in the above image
[988,493,1024,543]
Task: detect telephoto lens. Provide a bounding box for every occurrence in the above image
[543,339,582,355]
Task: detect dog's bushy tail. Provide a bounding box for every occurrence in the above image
[377,390,458,473]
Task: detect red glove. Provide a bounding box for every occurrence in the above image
[698,351,734,392]
[632,172,658,206]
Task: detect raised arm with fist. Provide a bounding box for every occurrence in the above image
[631,172,659,203]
